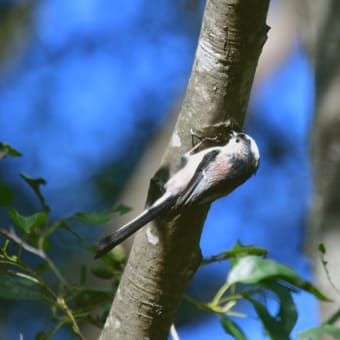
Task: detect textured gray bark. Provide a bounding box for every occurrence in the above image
[299,0,340,326]
[99,1,270,339]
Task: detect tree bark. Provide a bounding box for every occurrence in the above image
[99,1,270,339]
[299,0,340,326]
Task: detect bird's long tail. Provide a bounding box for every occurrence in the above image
[95,194,176,258]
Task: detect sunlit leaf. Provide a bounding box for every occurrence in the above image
[221,316,247,340]
[228,256,297,285]
[20,173,50,212]
[109,244,126,263]
[8,208,47,234]
[0,143,22,159]
[0,181,14,206]
[227,256,330,301]
[100,244,126,267]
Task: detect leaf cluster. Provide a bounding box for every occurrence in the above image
[0,143,126,339]
[186,243,339,339]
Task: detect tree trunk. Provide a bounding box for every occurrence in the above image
[99,1,270,339]
[300,0,340,326]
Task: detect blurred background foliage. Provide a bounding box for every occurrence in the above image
[1,0,339,339]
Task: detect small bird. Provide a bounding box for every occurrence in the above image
[95,131,260,258]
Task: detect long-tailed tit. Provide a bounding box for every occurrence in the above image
[95,131,260,258]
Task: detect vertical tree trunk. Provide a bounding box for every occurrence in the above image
[100,1,270,339]
[305,1,340,325]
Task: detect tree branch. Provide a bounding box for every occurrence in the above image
[0,228,68,288]
[100,0,270,339]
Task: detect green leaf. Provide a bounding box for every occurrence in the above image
[221,316,247,340]
[20,173,50,212]
[247,297,287,340]
[227,256,330,301]
[1,239,10,253]
[108,244,126,263]
[0,143,22,159]
[228,256,297,285]
[72,288,114,310]
[317,243,340,295]
[0,273,49,301]
[0,181,14,206]
[296,325,340,339]
[100,244,126,266]
[80,265,87,285]
[92,245,126,280]
[34,262,50,275]
[113,203,132,215]
[318,243,326,255]
[274,285,297,333]
[52,220,83,242]
[8,208,47,234]
[202,242,268,266]
[71,211,109,225]
[265,283,297,337]
[325,309,340,325]
[91,263,115,279]
[35,331,48,340]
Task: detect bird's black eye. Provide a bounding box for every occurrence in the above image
[235,137,240,143]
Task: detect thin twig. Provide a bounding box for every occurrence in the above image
[0,228,43,257]
[201,247,268,266]
[1,228,85,339]
[0,228,68,287]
